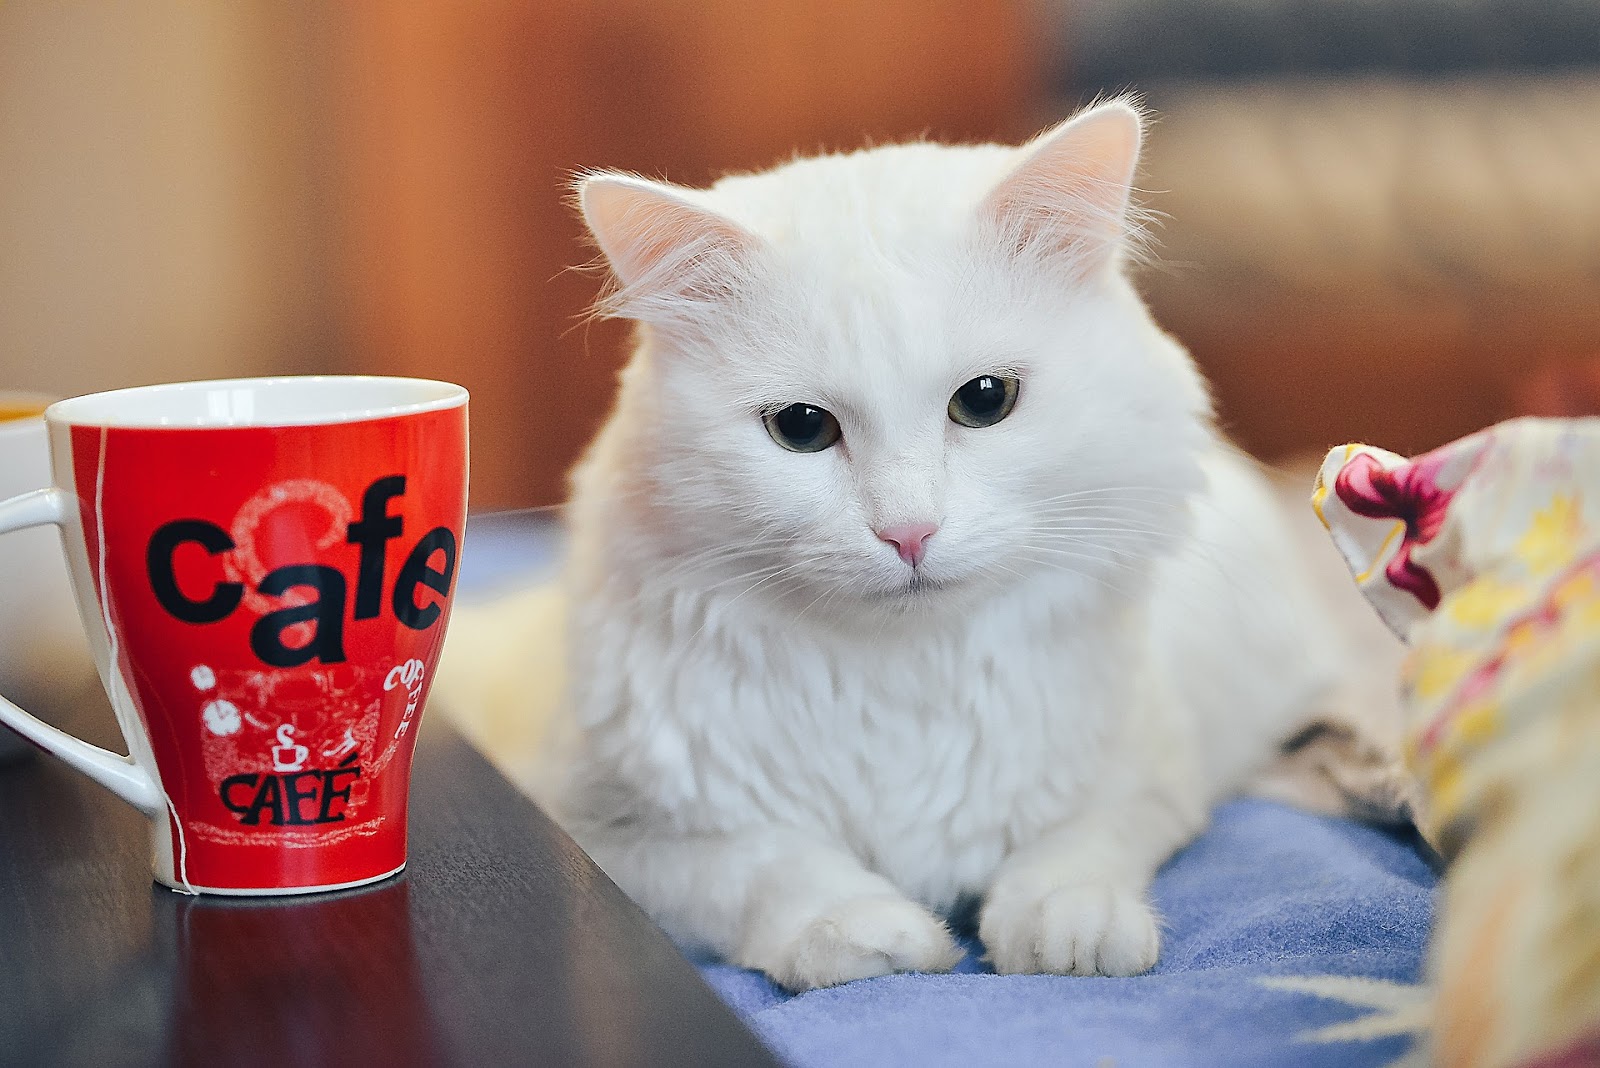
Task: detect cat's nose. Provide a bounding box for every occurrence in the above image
[876,522,938,567]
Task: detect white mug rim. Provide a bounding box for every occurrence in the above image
[45,375,467,430]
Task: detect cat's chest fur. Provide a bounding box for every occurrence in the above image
[568,575,1145,908]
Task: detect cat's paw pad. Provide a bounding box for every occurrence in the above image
[772,895,962,990]
[980,882,1160,976]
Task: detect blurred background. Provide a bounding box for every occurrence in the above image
[3,0,1598,509]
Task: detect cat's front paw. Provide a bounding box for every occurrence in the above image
[763,894,963,991]
[980,881,1160,976]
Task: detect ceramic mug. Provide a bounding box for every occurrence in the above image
[0,376,468,895]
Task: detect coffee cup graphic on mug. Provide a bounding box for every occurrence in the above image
[0,377,468,895]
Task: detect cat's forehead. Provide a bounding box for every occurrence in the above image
[705,142,1021,250]
[695,143,1046,414]
[725,246,1038,425]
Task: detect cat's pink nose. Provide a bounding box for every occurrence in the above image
[876,522,938,567]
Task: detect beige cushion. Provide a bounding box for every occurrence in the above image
[1132,75,1600,459]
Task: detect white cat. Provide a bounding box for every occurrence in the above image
[438,99,1371,990]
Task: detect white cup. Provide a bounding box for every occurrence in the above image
[0,392,95,760]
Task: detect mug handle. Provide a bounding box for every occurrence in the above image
[0,488,161,815]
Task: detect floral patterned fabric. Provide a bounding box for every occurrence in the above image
[1314,417,1600,1068]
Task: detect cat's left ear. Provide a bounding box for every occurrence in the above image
[980,99,1144,275]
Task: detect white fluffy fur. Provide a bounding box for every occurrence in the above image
[438,101,1349,990]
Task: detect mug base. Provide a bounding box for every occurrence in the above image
[153,860,406,897]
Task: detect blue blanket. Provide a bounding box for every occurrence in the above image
[695,801,1436,1068]
[459,517,1437,1068]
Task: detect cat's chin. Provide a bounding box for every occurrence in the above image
[754,570,982,624]
[851,570,984,612]
[889,572,955,598]
[831,561,1131,622]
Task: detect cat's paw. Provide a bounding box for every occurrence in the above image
[980,881,1160,976]
[765,895,963,991]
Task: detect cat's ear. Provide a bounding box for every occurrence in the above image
[980,99,1145,275]
[576,173,761,323]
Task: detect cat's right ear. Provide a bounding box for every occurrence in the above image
[979,99,1147,277]
[575,173,761,323]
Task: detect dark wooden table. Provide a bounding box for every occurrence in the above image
[0,685,779,1067]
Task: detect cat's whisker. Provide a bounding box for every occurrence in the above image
[700,562,797,591]
[691,560,815,637]
[1028,510,1190,527]
[1030,501,1188,517]
[1022,531,1165,552]
[1021,525,1186,542]
[1028,510,1188,525]
[1022,515,1187,531]
[1008,549,1136,598]
[657,548,782,582]
[652,538,812,582]
[595,552,822,615]
[1031,500,1183,512]
[1027,486,1191,506]
[1029,494,1188,508]
[794,582,846,628]
[1029,504,1189,520]
[969,558,1029,588]
[468,502,572,521]
[1036,539,1167,566]
[1015,542,1150,578]
[1027,519,1183,534]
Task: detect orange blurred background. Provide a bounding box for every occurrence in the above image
[3,1,1597,509]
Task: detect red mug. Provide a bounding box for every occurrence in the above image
[0,376,468,895]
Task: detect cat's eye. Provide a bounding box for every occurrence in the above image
[948,374,1019,428]
[764,403,842,453]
